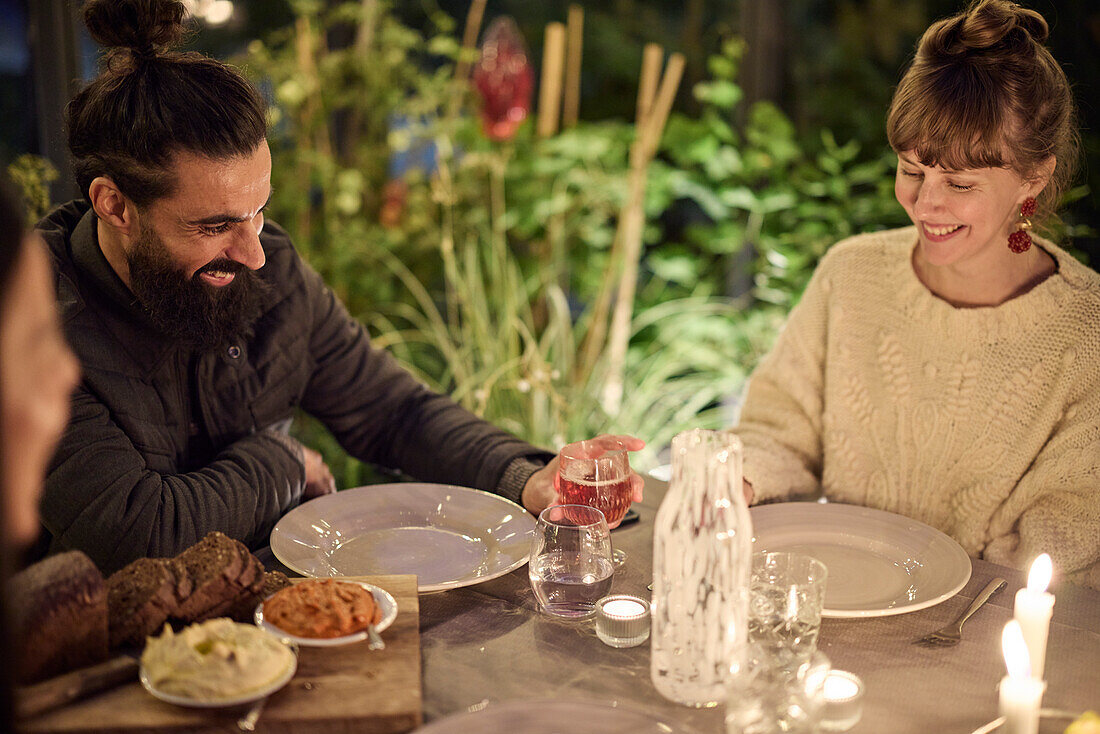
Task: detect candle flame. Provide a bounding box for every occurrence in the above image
[1002,620,1031,679]
[1027,553,1052,594]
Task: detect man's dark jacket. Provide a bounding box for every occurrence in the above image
[38,201,550,573]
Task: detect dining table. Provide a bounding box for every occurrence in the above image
[412,476,1100,733]
[21,476,1097,734]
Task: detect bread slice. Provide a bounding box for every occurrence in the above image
[196,540,265,622]
[8,551,110,684]
[173,531,247,621]
[106,557,183,649]
[261,570,293,598]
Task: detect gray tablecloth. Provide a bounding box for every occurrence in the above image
[416,479,1100,733]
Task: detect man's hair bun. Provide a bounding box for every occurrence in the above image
[82,0,187,58]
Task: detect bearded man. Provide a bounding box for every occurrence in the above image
[36,0,642,574]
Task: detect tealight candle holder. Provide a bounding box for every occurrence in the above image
[595,595,650,648]
[819,670,864,732]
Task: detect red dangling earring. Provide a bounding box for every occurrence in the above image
[1008,197,1037,254]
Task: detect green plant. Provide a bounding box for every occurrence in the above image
[654,38,908,311]
[243,4,911,482]
[7,154,59,223]
[369,141,763,470]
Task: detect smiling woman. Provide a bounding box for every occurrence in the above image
[733,0,1100,590]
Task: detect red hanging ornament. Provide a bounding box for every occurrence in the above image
[471,17,533,141]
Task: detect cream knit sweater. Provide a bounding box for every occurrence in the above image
[736,226,1100,589]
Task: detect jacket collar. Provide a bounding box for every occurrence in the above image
[70,204,143,313]
[66,203,184,376]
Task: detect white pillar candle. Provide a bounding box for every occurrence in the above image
[1000,620,1046,734]
[1013,554,1054,680]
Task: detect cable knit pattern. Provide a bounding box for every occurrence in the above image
[736,226,1100,589]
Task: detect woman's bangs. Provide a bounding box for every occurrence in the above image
[889,70,1009,172]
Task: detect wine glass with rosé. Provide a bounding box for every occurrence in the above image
[554,438,635,567]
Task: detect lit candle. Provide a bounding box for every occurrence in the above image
[823,671,860,701]
[602,598,646,617]
[595,595,650,648]
[999,620,1046,734]
[1013,554,1055,680]
[820,670,864,732]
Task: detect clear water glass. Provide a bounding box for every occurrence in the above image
[726,644,831,734]
[528,504,614,619]
[749,552,828,670]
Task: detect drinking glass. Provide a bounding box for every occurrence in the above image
[554,438,633,565]
[726,643,831,734]
[748,552,828,671]
[528,504,614,619]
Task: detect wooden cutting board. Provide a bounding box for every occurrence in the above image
[19,574,422,734]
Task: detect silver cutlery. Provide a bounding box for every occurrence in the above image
[367,624,385,651]
[237,696,268,731]
[915,577,1007,646]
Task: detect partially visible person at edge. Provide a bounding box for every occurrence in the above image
[735,0,1100,588]
[37,0,643,576]
[0,177,82,730]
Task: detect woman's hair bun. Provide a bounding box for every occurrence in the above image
[922,0,1048,57]
[82,0,187,56]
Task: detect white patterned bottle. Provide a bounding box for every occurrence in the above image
[650,428,753,707]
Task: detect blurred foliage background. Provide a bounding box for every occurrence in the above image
[11,0,1098,483]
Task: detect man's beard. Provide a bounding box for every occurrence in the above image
[126,227,268,351]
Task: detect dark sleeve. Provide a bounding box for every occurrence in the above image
[295,264,552,503]
[41,386,306,573]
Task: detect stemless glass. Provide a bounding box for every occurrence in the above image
[749,552,829,671]
[553,439,633,565]
[528,505,614,619]
[726,643,831,734]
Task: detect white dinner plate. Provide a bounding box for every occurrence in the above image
[750,502,972,618]
[254,580,398,647]
[412,699,703,733]
[270,483,536,592]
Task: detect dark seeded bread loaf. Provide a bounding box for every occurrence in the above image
[102,532,277,647]
[7,551,109,684]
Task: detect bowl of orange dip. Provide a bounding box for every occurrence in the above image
[255,579,398,647]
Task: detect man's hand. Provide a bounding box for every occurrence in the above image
[302,445,337,499]
[521,434,645,527]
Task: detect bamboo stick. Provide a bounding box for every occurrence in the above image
[578,44,664,380]
[447,0,488,119]
[354,0,378,55]
[600,53,685,415]
[636,43,663,128]
[341,0,379,165]
[562,5,584,128]
[294,16,333,159]
[537,22,566,138]
[636,52,684,161]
